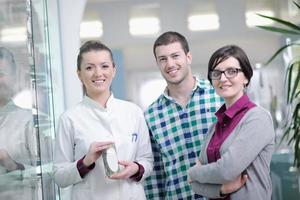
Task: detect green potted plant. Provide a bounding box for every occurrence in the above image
[257,1,300,167]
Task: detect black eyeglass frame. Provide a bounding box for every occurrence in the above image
[209,67,243,80]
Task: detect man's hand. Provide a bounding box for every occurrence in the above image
[0,149,18,171]
[109,160,139,180]
[83,141,113,166]
[220,173,248,195]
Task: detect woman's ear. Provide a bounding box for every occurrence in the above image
[243,79,249,87]
[112,64,116,78]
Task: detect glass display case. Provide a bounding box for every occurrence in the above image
[0,0,64,199]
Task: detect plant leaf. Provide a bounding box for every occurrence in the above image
[293,1,300,9]
[260,0,300,168]
[257,25,300,35]
[257,13,300,32]
[264,43,300,65]
[293,118,300,168]
[294,90,300,98]
[286,63,294,103]
[289,61,300,101]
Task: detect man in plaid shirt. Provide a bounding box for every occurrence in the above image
[143,31,223,199]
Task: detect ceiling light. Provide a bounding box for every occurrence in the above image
[80,21,103,38]
[0,27,27,42]
[188,14,220,31]
[129,17,160,36]
[246,10,275,27]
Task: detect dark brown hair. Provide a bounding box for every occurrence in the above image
[207,45,253,86]
[153,31,189,59]
[77,40,114,71]
[0,47,16,73]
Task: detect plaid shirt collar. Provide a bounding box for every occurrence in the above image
[160,76,203,104]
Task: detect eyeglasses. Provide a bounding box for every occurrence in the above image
[209,67,243,80]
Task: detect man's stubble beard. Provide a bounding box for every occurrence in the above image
[164,68,190,86]
[0,84,15,105]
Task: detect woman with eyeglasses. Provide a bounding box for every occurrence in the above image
[188,45,275,200]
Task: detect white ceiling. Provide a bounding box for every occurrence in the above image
[1,0,299,73]
[82,0,300,73]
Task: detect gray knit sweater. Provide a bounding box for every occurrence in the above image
[189,106,275,200]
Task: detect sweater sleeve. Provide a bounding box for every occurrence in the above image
[129,162,145,181]
[190,181,223,198]
[189,107,275,184]
[77,156,95,178]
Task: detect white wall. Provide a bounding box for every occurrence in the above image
[58,0,87,109]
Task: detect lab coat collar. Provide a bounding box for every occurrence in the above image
[83,93,115,111]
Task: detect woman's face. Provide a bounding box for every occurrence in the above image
[212,56,248,107]
[77,50,116,99]
[0,59,14,103]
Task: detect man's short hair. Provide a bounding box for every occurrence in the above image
[153,31,190,59]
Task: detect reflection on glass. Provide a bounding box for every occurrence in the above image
[0,0,59,198]
[0,47,40,199]
[29,0,58,199]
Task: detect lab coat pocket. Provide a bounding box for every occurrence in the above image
[128,182,146,200]
[72,185,92,200]
[73,177,89,189]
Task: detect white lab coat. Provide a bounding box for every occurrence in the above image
[0,101,39,200]
[53,95,153,200]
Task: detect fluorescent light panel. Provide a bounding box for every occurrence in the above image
[246,10,275,27]
[129,17,160,36]
[80,21,103,38]
[188,14,220,31]
[1,27,27,42]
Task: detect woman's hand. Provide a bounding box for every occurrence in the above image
[109,160,139,180]
[0,149,18,171]
[195,159,202,166]
[83,141,113,166]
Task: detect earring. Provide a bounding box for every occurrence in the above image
[243,83,248,93]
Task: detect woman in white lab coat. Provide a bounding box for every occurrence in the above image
[53,40,153,200]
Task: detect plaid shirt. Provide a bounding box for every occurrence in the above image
[144,79,223,200]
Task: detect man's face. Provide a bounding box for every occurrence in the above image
[0,59,14,102]
[155,42,192,86]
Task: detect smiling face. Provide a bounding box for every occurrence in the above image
[212,56,248,107]
[155,42,192,86]
[77,50,116,100]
